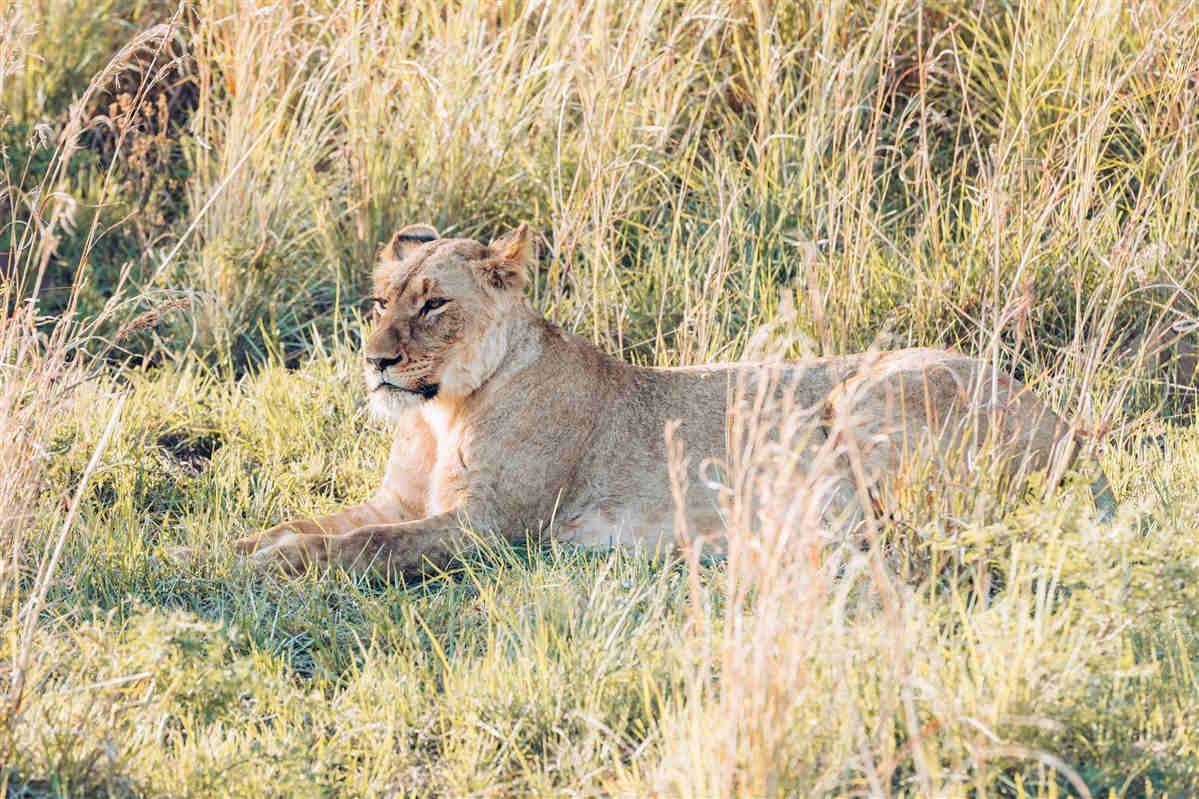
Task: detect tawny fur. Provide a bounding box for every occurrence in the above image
[237,224,1114,576]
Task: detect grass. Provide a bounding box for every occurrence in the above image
[3,0,1199,795]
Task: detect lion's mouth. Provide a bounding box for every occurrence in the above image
[374,381,440,400]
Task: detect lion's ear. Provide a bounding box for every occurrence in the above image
[481,223,533,292]
[388,224,439,259]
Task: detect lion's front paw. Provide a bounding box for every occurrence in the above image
[236,521,329,575]
[246,530,330,575]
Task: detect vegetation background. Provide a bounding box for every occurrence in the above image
[3,0,1199,795]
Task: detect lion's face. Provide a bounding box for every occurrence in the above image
[364,223,532,421]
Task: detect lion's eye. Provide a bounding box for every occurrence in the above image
[420,297,449,316]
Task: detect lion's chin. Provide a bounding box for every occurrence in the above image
[367,383,436,422]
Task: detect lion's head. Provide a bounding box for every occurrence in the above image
[363,223,534,420]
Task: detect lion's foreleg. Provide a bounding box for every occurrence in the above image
[248,506,498,577]
[235,495,420,556]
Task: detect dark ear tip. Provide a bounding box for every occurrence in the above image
[393,232,437,245]
[388,224,439,258]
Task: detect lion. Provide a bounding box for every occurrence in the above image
[236,223,1116,575]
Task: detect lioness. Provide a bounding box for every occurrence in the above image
[238,224,1115,575]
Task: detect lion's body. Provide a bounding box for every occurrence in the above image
[239,225,1113,575]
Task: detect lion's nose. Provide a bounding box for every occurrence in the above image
[367,354,404,371]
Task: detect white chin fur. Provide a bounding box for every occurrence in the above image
[368,385,424,422]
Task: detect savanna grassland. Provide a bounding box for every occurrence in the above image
[3,0,1199,795]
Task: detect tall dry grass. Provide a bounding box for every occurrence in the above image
[643,328,1117,794]
[9,0,1199,373]
[0,13,184,777]
[167,0,1196,393]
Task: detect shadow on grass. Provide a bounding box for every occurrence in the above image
[42,534,693,689]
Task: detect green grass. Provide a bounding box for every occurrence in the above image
[4,0,1199,795]
[3,344,1199,795]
